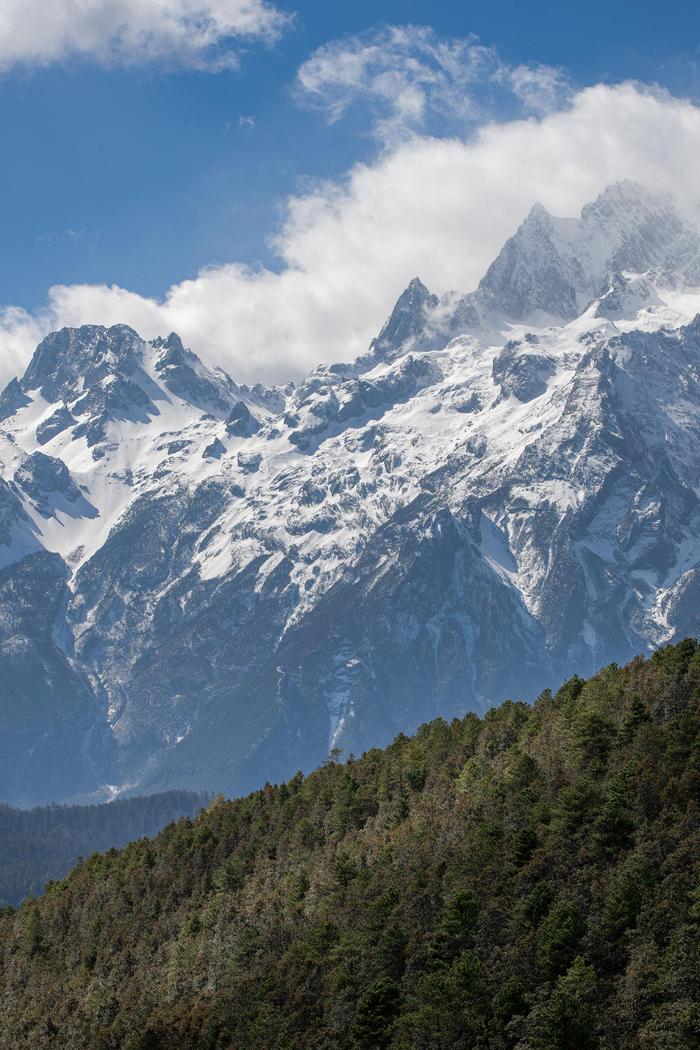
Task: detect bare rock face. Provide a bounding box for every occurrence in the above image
[0,551,115,806]
[368,277,439,360]
[0,379,31,423]
[493,338,556,402]
[226,400,261,438]
[22,324,145,403]
[2,181,700,805]
[153,332,242,414]
[36,405,75,445]
[13,452,95,519]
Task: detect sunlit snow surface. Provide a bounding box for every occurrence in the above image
[3,282,699,629]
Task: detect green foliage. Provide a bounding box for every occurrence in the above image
[428,890,480,968]
[353,978,401,1049]
[491,974,527,1038]
[592,790,634,855]
[378,925,407,980]
[575,711,616,769]
[287,869,310,903]
[334,853,359,889]
[556,674,585,705]
[400,951,488,1049]
[22,905,43,958]
[212,856,245,892]
[527,956,599,1049]
[404,765,427,792]
[0,642,698,1049]
[521,882,554,927]
[536,898,586,977]
[601,853,653,940]
[555,778,602,833]
[510,824,538,867]
[622,694,649,738]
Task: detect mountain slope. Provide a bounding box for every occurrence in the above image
[1,181,700,803]
[0,641,698,1049]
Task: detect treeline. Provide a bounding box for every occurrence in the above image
[0,791,206,907]
[0,641,699,1049]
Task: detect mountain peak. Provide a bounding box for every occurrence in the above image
[20,324,145,404]
[368,276,439,360]
[477,204,578,320]
[151,332,185,356]
[2,181,700,808]
[580,180,699,285]
[152,330,240,414]
[476,180,700,323]
[405,276,430,295]
[583,178,667,217]
[522,200,553,227]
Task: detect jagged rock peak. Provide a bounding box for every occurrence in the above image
[477,181,700,323]
[368,277,439,360]
[0,377,31,422]
[21,324,145,403]
[152,330,240,414]
[152,331,205,374]
[522,200,553,226]
[477,204,579,321]
[225,399,260,438]
[582,179,674,221]
[152,332,185,354]
[388,276,437,317]
[404,276,432,298]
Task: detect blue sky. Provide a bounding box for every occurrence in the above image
[1,0,700,386]
[3,0,700,309]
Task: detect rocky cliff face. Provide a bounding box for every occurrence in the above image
[2,181,700,804]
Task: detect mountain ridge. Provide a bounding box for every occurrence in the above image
[1,180,700,805]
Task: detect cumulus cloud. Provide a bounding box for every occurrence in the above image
[295,25,572,142]
[0,0,289,72]
[0,307,46,383]
[3,37,700,390]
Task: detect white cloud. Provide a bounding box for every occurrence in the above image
[4,78,700,390]
[0,307,45,383]
[0,0,289,72]
[294,25,572,143]
[507,63,572,115]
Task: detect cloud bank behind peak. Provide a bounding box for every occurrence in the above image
[2,37,700,388]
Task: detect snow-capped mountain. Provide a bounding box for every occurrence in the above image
[2,180,700,806]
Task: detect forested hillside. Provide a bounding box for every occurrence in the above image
[0,642,698,1049]
[0,792,206,907]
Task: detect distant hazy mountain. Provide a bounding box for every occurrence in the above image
[1,181,699,805]
[0,791,206,906]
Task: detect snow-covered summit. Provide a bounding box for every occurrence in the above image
[477,180,700,321]
[358,181,700,361]
[2,181,700,806]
